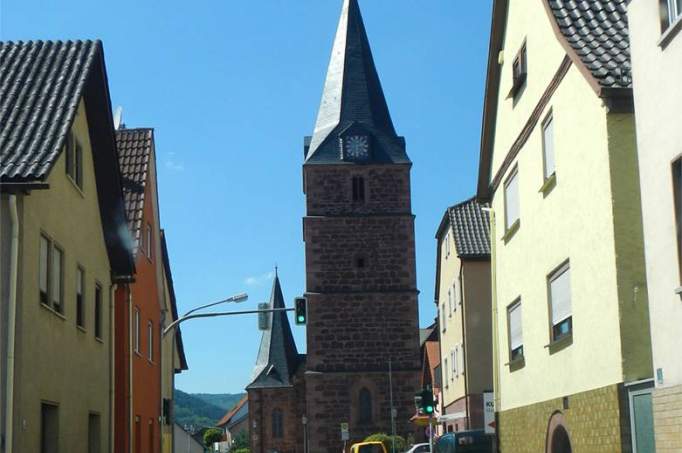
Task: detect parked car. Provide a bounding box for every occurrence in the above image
[404,443,431,453]
[433,431,492,453]
[350,441,388,453]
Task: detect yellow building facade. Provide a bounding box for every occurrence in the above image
[476,2,653,452]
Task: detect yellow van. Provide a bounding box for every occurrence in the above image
[350,441,388,453]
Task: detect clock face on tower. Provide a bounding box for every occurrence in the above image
[343,135,369,161]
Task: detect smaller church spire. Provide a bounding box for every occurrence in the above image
[247,274,300,389]
[305,0,409,165]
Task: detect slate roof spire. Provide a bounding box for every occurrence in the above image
[305,0,409,164]
[247,273,300,389]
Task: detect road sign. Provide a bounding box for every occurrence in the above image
[484,391,495,435]
[340,422,349,441]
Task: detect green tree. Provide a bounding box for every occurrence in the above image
[203,427,223,446]
[364,433,407,453]
[232,449,250,453]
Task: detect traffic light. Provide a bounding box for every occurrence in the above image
[294,297,307,325]
[421,386,435,415]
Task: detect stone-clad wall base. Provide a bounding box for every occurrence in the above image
[305,370,420,453]
[652,384,682,452]
[498,384,631,453]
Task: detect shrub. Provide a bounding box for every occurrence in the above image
[232,449,250,453]
[364,433,407,453]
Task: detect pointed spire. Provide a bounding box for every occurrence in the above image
[305,0,409,164]
[247,274,300,389]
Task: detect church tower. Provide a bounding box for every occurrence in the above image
[303,0,421,450]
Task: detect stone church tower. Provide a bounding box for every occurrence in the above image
[302,0,421,450]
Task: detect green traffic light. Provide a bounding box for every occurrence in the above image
[425,406,434,414]
[297,316,305,323]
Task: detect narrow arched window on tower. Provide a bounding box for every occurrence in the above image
[358,388,372,424]
[272,408,284,438]
[352,176,366,202]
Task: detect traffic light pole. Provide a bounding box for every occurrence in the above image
[162,307,295,337]
[428,415,433,453]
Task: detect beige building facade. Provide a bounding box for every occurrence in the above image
[0,40,135,453]
[477,1,654,452]
[628,1,682,451]
[434,199,492,434]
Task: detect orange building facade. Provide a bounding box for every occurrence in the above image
[114,128,164,453]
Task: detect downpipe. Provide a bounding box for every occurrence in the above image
[5,194,19,453]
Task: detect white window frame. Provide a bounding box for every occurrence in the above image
[542,111,555,180]
[667,0,682,25]
[445,231,450,258]
[76,266,85,328]
[454,277,461,310]
[448,289,453,316]
[451,349,456,379]
[444,357,449,386]
[134,308,141,354]
[441,304,446,332]
[548,261,572,342]
[147,321,153,361]
[508,299,523,361]
[39,234,50,306]
[51,244,64,314]
[94,283,103,340]
[504,166,520,231]
[146,224,152,259]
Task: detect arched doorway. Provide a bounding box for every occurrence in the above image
[546,412,572,453]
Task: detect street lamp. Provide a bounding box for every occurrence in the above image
[182,292,248,317]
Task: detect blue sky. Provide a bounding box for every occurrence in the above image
[2,0,492,394]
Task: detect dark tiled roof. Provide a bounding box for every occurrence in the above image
[247,274,300,389]
[305,0,408,165]
[547,0,631,89]
[447,198,491,258]
[0,40,134,277]
[116,128,153,249]
[0,40,100,180]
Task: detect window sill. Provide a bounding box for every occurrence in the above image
[67,174,85,198]
[502,220,520,244]
[507,357,525,372]
[41,303,66,320]
[77,325,87,334]
[95,336,104,344]
[539,173,556,198]
[659,16,682,49]
[674,286,682,296]
[546,333,573,355]
[134,350,143,358]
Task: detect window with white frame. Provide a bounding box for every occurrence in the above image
[95,284,103,339]
[662,0,682,30]
[76,266,85,328]
[508,300,523,362]
[65,131,83,190]
[39,235,50,306]
[451,349,456,379]
[444,231,450,258]
[548,262,572,342]
[441,304,446,332]
[444,357,449,386]
[448,289,453,316]
[454,278,461,309]
[148,321,153,361]
[457,344,464,376]
[146,224,152,259]
[134,308,141,354]
[542,112,555,180]
[504,167,520,231]
[51,245,63,313]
